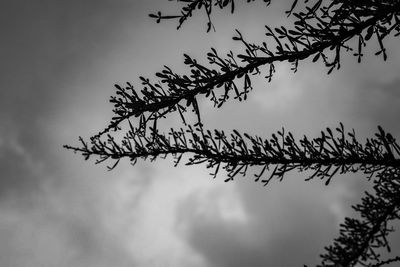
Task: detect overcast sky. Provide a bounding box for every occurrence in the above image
[1,1,400,266]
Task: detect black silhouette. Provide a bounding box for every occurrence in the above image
[65,1,400,266]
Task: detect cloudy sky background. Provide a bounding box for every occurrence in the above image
[1,0,400,266]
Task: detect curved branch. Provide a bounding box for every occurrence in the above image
[96,1,400,138]
[318,168,400,266]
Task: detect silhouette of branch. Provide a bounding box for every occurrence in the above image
[65,1,400,265]
[95,0,400,138]
[65,124,400,185]
[370,256,400,267]
[317,168,400,266]
[149,0,271,32]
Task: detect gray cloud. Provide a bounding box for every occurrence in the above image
[0,0,153,195]
[0,1,157,266]
[0,197,136,267]
[177,174,364,267]
[2,1,400,266]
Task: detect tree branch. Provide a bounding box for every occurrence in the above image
[95,0,400,138]
[65,124,400,185]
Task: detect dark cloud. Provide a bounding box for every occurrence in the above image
[177,176,349,266]
[177,169,380,267]
[0,2,156,266]
[2,1,400,266]
[0,0,138,137]
[0,0,149,194]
